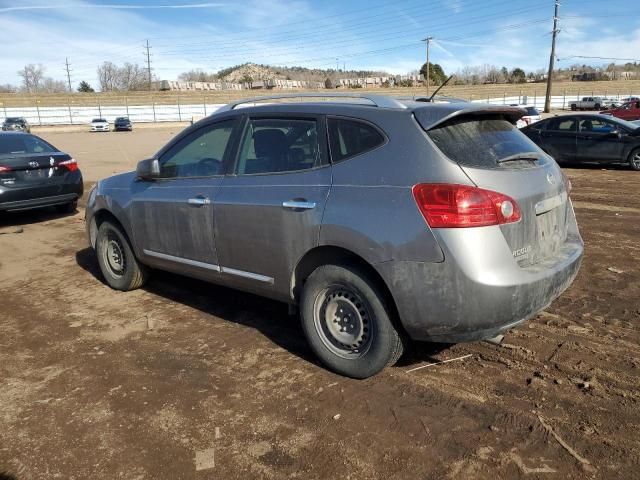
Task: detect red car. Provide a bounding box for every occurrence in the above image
[601,100,640,121]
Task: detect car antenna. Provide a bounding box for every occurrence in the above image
[427,75,454,102]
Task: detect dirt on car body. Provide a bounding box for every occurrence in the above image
[1,129,639,479]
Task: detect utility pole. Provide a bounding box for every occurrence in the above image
[144,40,153,91]
[422,36,433,96]
[544,1,560,113]
[64,57,73,92]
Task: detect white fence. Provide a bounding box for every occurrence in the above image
[0,103,227,126]
[1,93,639,126]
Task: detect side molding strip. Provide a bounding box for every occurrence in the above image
[221,266,274,284]
[143,249,221,272]
[142,250,274,284]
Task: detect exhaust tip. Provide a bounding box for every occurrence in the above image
[485,334,505,346]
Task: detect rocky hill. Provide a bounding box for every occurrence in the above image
[217,63,388,83]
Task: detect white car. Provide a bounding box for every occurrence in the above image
[513,105,542,129]
[90,118,109,132]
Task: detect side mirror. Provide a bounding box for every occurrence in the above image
[136,158,160,180]
[608,129,622,138]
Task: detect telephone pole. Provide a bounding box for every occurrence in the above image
[144,40,153,91]
[422,36,433,96]
[544,1,560,113]
[64,57,73,92]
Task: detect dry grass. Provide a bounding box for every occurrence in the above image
[2,80,640,108]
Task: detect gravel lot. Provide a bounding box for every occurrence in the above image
[1,127,639,479]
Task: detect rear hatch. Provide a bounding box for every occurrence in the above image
[0,135,75,195]
[416,109,570,267]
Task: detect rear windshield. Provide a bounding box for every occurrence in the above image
[525,107,539,116]
[0,134,58,156]
[427,116,545,168]
[5,118,23,123]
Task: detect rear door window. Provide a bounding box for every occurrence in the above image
[327,117,385,162]
[546,117,577,132]
[236,118,322,175]
[426,116,545,168]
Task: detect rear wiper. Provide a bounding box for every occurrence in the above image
[496,152,541,164]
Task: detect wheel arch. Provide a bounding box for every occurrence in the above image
[291,245,405,333]
[89,209,132,249]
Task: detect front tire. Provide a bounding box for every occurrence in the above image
[629,148,640,171]
[96,220,149,291]
[570,104,577,111]
[300,264,404,379]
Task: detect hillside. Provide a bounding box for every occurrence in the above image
[217,62,389,83]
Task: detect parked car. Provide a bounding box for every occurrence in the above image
[90,118,109,132]
[86,94,583,378]
[2,117,30,133]
[619,96,640,103]
[521,114,640,170]
[600,100,640,121]
[114,117,132,131]
[513,105,542,128]
[568,96,615,111]
[0,132,83,212]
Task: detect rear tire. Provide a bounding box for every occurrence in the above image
[55,200,77,214]
[570,104,577,111]
[96,220,149,291]
[300,264,404,379]
[629,148,640,171]
[594,103,601,110]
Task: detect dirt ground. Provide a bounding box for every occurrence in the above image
[1,128,639,479]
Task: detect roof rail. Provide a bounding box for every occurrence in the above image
[217,93,408,112]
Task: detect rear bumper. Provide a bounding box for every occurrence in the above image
[376,229,583,343]
[0,172,83,211]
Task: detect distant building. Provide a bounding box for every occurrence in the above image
[337,74,423,88]
[159,78,324,91]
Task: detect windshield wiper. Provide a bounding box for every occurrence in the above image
[496,152,541,164]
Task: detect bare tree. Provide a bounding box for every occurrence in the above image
[97,61,120,91]
[17,64,46,92]
[41,78,68,93]
[178,69,217,83]
[97,61,148,91]
[0,83,16,93]
[119,62,147,90]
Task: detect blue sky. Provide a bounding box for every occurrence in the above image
[1,0,639,88]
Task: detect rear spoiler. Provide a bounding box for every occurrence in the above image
[414,105,527,131]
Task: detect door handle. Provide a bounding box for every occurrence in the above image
[187,196,211,206]
[282,200,316,210]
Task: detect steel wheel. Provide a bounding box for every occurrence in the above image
[103,232,126,277]
[313,285,374,359]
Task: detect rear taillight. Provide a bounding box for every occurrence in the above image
[412,183,521,228]
[0,166,11,173]
[59,158,78,172]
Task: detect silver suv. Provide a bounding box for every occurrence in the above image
[86,94,583,378]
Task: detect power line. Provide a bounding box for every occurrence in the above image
[422,37,433,96]
[64,57,73,92]
[144,40,152,91]
[544,0,560,113]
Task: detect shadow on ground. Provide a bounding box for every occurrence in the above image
[75,247,452,371]
[0,206,77,228]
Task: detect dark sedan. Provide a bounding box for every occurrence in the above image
[114,117,132,131]
[522,114,640,170]
[0,132,83,212]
